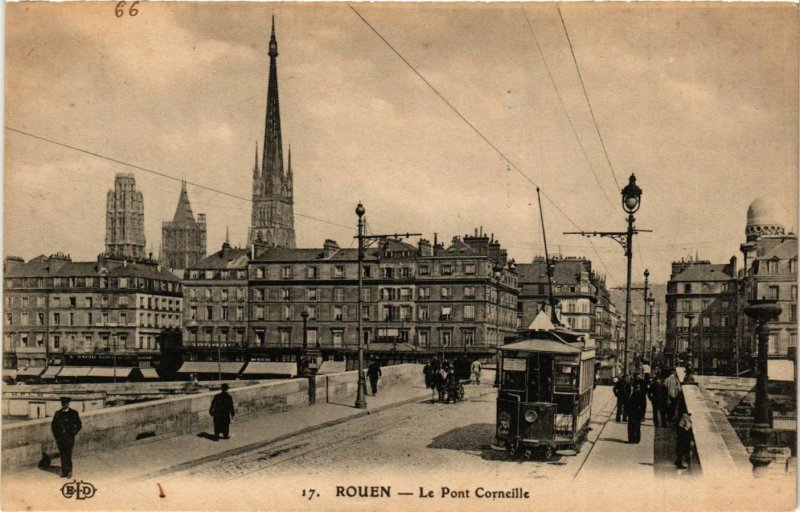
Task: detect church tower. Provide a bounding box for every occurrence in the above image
[250,17,296,248]
[161,181,207,269]
[105,173,146,260]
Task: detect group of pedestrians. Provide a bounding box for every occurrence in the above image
[423,358,482,403]
[612,367,693,469]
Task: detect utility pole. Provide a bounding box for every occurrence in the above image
[354,202,421,410]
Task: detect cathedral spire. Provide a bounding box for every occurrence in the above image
[253,141,259,176]
[262,15,283,185]
[172,180,196,225]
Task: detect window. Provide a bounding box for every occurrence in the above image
[768,286,779,300]
[53,312,60,325]
[441,306,452,320]
[334,266,346,278]
[362,266,372,278]
[362,288,370,302]
[307,306,317,320]
[793,286,798,300]
[334,306,344,321]
[464,263,476,275]
[767,260,778,273]
[419,265,430,276]
[362,305,370,320]
[279,329,290,346]
[568,303,576,313]
[236,306,244,321]
[419,306,429,320]
[721,300,730,309]
[221,289,229,301]
[791,259,797,274]
[721,316,729,327]
[281,288,291,301]
[20,312,28,326]
[281,266,293,279]
[702,283,711,293]
[69,296,77,307]
[69,312,74,326]
[4,312,11,326]
[222,307,229,320]
[400,288,411,300]
[684,284,692,293]
[308,288,318,301]
[332,330,343,347]
[307,266,318,278]
[791,304,797,322]
[255,306,265,320]
[400,267,410,278]
[101,312,108,325]
[400,305,412,320]
[382,267,394,279]
[190,306,197,320]
[22,297,29,308]
[206,306,213,320]
[36,312,44,326]
[282,305,292,321]
[419,330,429,346]
[702,317,710,327]
[418,287,430,299]
[307,330,318,346]
[464,329,476,346]
[464,305,475,320]
[53,335,60,349]
[442,264,453,275]
[464,286,475,298]
[334,288,344,302]
[204,289,211,300]
[441,330,451,346]
[682,300,691,312]
[36,296,45,307]
[441,287,451,299]
[120,312,127,325]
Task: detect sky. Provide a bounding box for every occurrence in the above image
[5,2,798,287]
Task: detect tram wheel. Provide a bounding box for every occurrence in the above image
[543,446,555,460]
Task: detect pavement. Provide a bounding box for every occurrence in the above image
[4,379,432,483]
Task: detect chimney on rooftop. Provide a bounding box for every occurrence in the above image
[323,239,339,259]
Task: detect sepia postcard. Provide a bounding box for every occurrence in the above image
[2,2,798,511]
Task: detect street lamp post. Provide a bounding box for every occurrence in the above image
[744,298,782,475]
[355,203,368,409]
[684,313,696,384]
[300,309,309,377]
[566,174,647,376]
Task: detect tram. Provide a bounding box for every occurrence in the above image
[495,316,596,459]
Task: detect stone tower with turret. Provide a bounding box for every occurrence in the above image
[250,17,296,248]
[106,173,146,260]
[162,181,207,269]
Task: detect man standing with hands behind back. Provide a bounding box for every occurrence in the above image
[51,396,82,478]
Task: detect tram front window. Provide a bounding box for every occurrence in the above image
[528,355,553,402]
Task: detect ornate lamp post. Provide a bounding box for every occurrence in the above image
[355,203,368,409]
[744,298,782,475]
[565,175,647,376]
[683,313,696,384]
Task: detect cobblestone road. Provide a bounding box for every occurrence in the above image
[166,384,615,482]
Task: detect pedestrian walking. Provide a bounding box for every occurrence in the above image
[627,378,647,444]
[470,359,482,385]
[51,397,82,478]
[647,374,668,427]
[613,375,630,422]
[675,411,693,469]
[433,367,446,402]
[663,368,682,422]
[209,383,235,440]
[445,367,458,403]
[423,361,432,390]
[367,359,382,395]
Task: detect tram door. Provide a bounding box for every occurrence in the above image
[527,354,554,403]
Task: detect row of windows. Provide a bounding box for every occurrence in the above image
[186,269,248,280]
[244,285,497,303]
[187,287,247,302]
[189,305,246,322]
[4,294,181,310]
[760,259,798,275]
[5,311,179,328]
[7,332,158,351]
[251,262,485,281]
[244,304,483,322]
[5,276,180,293]
[677,282,733,294]
[247,327,482,347]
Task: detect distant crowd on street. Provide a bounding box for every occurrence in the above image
[422,356,482,404]
[612,366,693,469]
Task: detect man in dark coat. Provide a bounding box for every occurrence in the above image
[613,375,630,422]
[647,374,668,427]
[209,383,235,440]
[627,378,647,443]
[51,397,82,478]
[367,360,382,395]
[675,411,693,469]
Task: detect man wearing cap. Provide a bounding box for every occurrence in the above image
[209,383,235,440]
[51,397,82,478]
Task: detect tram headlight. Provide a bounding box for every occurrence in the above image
[524,409,538,423]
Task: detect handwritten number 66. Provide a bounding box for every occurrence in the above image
[115,1,139,17]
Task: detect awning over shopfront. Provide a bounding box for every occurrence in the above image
[241,362,297,378]
[16,366,46,377]
[176,361,245,374]
[317,361,347,375]
[41,366,63,379]
[88,367,135,379]
[139,368,160,379]
[58,366,94,378]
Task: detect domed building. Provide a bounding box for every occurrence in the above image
[739,197,797,361]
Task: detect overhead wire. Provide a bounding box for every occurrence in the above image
[348,3,621,285]
[5,126,353,231]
